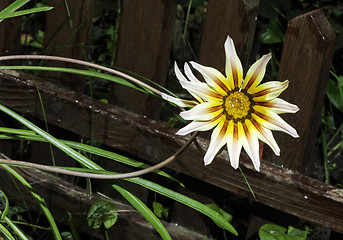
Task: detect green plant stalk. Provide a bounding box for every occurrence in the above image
[321,129,330,184]
[32,78,56,166]
[0,7,53,21]
[0,104,171,240]
[3,216,29,240]
[0,222,15,240]
[0,129,182,184]
[0,190,9,220]
[0,164,62,240]
[239,166,256,200]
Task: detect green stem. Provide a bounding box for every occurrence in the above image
[321,129,330,184]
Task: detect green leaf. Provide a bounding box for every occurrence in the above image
[0,7,53,20]
[153,202,169,219]
[287,226,308,239]
[126,178,238,236]
[206,203,232,225]
[0,190,9,220]
[0,0,30,15]
[259,224,308,240]
[0,66,149,94]
[258,18,284,44]
[87,200,118,229]
[0,127,184,186]
[326,76,343,112]
[0,222,16,240]
[0,165,62,240]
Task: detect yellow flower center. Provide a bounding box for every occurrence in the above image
[223,90,253,121]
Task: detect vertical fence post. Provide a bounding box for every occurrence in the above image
[266,9,336,173]
[0,0,22,56]
[197,0,259,71]
[43,0,95,93]
[109,0,176,120]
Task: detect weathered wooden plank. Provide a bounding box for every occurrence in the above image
[0,0,22,56]
[43,0,95,92]
[0,70,342,233]
[271,9,336,173]
[0,165,206,240]
[109,0,176,120]
[197,0,259,71]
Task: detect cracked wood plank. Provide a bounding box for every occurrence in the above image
[0,164,206,240]
[0,69,342,233]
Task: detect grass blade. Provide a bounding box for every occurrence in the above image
[0,222,15,240]
[0,127,183,185]
[0,66,151,94]
[3,216,29,240]
[126,177,238,235]
[0,164,62,240]
[0,7,53,20]
[0,105,171,239]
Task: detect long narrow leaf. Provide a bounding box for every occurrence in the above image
[0,105,171,239]
[3,216,29,240]
[0,7,53,20]
[0,128,183,185]
[126,177,238,235]
[0,164,61,240]
[0,66,150,94]
[112,184,171,240]
[0,222,15,240]
[0,0,30,15]
[0,190,9,220]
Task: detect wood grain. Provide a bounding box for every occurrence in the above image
[109,0,175,120]
[0,69,342,233]
[0,165,206,240]
[0,0,22,56]
[272,9,336,173]
[43,0,95,92]
[197,0,259,71]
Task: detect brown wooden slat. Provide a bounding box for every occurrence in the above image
[271,9,336,173]
[198,0,259,71]
[109,0,176,120]
[0,69,342,233]
[0,0,22,56]
[43,0,95,92]
[0,165,206,240]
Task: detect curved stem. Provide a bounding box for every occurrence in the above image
[0,132,197,179]
[0,55,162,95]
[0,54,195,179]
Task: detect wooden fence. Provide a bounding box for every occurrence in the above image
[0,0,342,239]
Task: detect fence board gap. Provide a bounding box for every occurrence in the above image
[266,9,336,174]
[197,0,259,71]
[43,0,95,93]
[109,0,175,120]
[0,0,22,57]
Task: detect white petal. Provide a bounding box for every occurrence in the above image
[179,80,223,102]
[190,61,229,95]
[241,122,261,171]
[204,117,229,165]
[224,36,243,89]
[255,98,299,114]
[243,53,271,92]
[161,93,197,107]
[252,109,299,138]
[179,102,223,121]
[251,80,289,102]
[226,121,243,169]
[174,62,188,83]
[176,117,221,135]
[184,63,201,83]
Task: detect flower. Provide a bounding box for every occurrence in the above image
[162,36,299,171]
